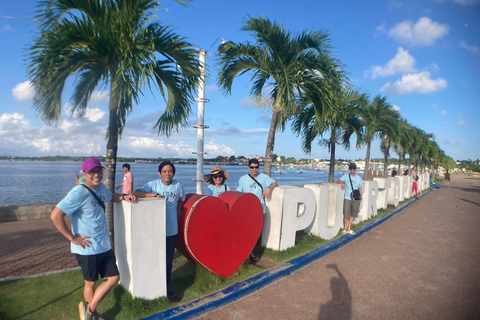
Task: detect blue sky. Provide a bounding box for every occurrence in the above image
[1,0,479,161]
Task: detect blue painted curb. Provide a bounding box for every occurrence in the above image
[142,188,433,320]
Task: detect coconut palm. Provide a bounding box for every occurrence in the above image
[359,95,399,180]
[393,119,414,175]
[293,87,366,182]
[217,15,342,176]
[28,0,200,244]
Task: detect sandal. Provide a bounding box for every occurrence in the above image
[348,230,356,235]
[341,230,347,234]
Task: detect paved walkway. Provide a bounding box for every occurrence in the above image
[196,174,480,320]
[1,175,479,320]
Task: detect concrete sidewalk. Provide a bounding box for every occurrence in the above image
[192,174,480,320]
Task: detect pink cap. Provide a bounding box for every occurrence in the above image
[81,158,104,172]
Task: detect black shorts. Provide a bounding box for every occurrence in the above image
[75,249,119,282]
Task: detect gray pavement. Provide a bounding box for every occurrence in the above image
[1,174,479,320]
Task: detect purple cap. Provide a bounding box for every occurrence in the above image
[82,158,104,172]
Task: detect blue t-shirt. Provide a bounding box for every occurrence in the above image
[339,173,362,200]
[205,184,230,197]
[140,179,186,237]
[236,173,275,213]
[56,183,113,255]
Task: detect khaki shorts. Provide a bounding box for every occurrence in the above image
[343,199,361,219]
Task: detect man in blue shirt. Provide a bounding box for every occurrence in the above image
[237,159,278,213]
[337,162,362,235]
[237,158,278,264]
[51,158,137,320]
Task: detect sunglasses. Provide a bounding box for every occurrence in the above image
[249,166,259,169]
[213,175,223,179]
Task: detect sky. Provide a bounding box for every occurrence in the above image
[0,0,479,162]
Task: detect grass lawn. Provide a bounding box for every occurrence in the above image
[0,186,432,320]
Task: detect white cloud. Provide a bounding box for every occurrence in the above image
[85,108,106,122]
[457,119,468,126]
[218,99,228,104]
[239,98,258,108]
[459,40,480,55]
[441,110,447,115]
[391,104,401,112]
[435,0,479,5]
[374,24,387,37]
[204,140,236,156]
[365,47,416,79]
[205,85,219,93]
[2,23,14,33]
[429,62,440,71]
[89,91,110,103]
[388,17,449,47]
[12,81,34,100]
[380,71,447,95]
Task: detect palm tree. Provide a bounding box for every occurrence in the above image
[380,114,401,178]
[293,87,366,182]
[217,15,342,176]
[28,0,200,244]
[359,95,399,180]
[393,119,414,175]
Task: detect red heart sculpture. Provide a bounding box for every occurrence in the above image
[176,191,264,278]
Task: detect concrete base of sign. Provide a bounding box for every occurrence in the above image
[373,178,391,210]
[387,177,400,207]
[114,198,166,299]
[263,186,316,251]
[304,183,343,240]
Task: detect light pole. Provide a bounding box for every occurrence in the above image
[193,38,231,194]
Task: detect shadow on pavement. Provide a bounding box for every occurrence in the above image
[318,263,351,320]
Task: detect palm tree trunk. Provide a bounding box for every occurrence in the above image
[264,110,279,177]
[364,140,371,180]
[397,152,402,174]
[104,73,120,248]
[328,130,336,183]
[383,147,389,178]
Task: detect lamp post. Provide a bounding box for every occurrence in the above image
[193,38,231,194]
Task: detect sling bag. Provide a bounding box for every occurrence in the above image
[80,184,106,211]
[248,174,264,197]
[349,174,362,200]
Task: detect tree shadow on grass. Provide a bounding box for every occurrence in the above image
[7,284,83,320]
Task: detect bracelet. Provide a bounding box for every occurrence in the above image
[121,194,125,200]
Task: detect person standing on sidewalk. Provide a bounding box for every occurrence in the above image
[116,163,133,194]
[444,169,451,187]
[337,163,362,235]
[411,166,418,197]
[51,158,137,320]
[237,158,278,263]
[133,160,185,301]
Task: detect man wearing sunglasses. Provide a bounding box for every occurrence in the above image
[237,159,278,211]
[51,158,137,320]
[237,158,278,264]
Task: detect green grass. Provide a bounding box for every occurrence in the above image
[0,188,428,320]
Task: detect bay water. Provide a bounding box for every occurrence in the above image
[0,161,354,206]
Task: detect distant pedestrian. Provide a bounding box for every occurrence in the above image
[411,166,418,197]
[133,160,185,301]
[75,172,85,185]
[237,159,278,264]
[391,167,397,177]
[204,166,230,197]
[51,158,137,320]
[116,163,133,194]
[337,163,362,235]
[444,169,450,187]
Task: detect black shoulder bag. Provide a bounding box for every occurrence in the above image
[248,174,264,197]
[80,184,106,211]
[349,174,362,200]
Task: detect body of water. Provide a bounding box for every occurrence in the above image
[0,161,357,206]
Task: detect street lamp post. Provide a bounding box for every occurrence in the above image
[193,38,231,195]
